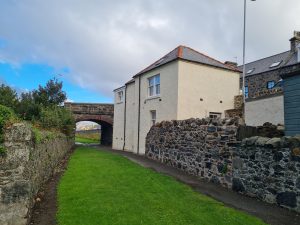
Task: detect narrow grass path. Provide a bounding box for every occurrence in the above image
[75,136,99,144]
[57,147,266,225]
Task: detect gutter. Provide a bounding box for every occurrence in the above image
[122,85,127,151]
[137,76,141,155]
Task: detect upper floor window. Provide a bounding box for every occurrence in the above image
[244,86,249,98]
[267,81,275,89]
[148,74,160,97]
[117,90,124,103]
[150,110,156,126]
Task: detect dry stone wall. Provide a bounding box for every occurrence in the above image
[146,118,300,212]
[0,123,74,225]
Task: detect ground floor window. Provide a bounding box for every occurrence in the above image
[150,110,156,126]
[209,112,221,119]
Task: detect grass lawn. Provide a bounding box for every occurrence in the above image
[57,147,266,225]
[75,136,99,144]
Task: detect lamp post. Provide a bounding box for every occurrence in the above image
[242,0,256,104]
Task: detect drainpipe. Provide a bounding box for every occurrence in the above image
[122,85,127,151]
[137,76,141,155]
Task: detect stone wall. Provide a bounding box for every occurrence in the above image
[146,118,239,188]
[146,118,300,212]
[0,123,74,225]
[233,136,300,212]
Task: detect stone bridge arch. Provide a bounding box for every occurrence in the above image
[64,102,114,145]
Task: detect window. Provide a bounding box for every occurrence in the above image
[247,68,255,74]
[148,74,160,97]
[267,81,275,89]
[150,110,156,126]
[269,61,282,68]
[209,112,221,119]
[117,90,124,103]
[244,86,249,98]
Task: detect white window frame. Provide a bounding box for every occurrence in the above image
[150,110,156,126]
[148,74,160,97]
[117,90,124,103]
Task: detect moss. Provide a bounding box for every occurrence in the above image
[0,145,6,157]
[32,126,63,144]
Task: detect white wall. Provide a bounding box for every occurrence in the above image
[177,60,240,119]
[245,95,284,126]
[112,87,125,150]
[124,82,136,151]
[136,61,179,154]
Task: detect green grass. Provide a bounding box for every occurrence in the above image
[75,136,99,144]
[57,147,266,225]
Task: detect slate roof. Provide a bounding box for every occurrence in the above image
[238,51,298,77]
[133,45,240,77]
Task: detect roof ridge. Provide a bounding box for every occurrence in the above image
[182,45,239,71]
[133,46,181,77]
[239,50,290,67]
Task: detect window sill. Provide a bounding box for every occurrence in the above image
[145,95,161,101]
[116,101,124,104]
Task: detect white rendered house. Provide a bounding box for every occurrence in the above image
[113,46,240,154]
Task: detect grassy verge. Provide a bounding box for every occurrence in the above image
[57,147,266,225]
[75,136,99,144]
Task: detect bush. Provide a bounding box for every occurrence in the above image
[38,106,75,136]
[0,105,16,143]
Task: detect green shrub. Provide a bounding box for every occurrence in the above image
[39,106,75,136]
[0,105,15,143]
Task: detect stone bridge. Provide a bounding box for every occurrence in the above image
[64,102,114,145]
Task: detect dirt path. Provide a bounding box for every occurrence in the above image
[29,148,74,225]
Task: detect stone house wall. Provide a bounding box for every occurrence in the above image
[0,123,74,225]
[146,118,300,212]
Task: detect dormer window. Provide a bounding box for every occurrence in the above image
[267,81,275,89]
[269,61,282,68]
[247,68,255,74]
[148,74,160,97]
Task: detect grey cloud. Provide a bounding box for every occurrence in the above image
[0,0,299,99]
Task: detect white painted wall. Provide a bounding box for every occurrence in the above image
[136,61,179,154]
[177,60,240,119]
[124,82,136,151]
[112,87,125,150]
[245,95,284,126]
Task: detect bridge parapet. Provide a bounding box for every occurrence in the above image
[64,102,114,116]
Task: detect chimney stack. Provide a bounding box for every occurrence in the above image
[224,61,238,68]
[290,31,300,52]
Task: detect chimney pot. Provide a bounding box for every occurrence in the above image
[290,31,300,52]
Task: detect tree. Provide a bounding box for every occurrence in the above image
[17,92,40,120]
[33,78,67,107]
[0,84,18,109]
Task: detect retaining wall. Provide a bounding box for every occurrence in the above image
[146,118,300,212]
[0,123,74,225]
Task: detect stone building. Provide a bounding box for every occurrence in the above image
[241,31,300,126]
[113,46,241,154]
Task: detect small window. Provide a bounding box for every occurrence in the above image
[150,110,156,126]
[148,74,160,97]
[209,112,221,119]
[269,61,281,68]
[244,86,249,98]
[267,81,275,89]
[117,90,124,103]
[247,68,255,74]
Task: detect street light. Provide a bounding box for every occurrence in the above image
[242,0,256,105]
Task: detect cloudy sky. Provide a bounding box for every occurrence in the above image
[0,0,299,103]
